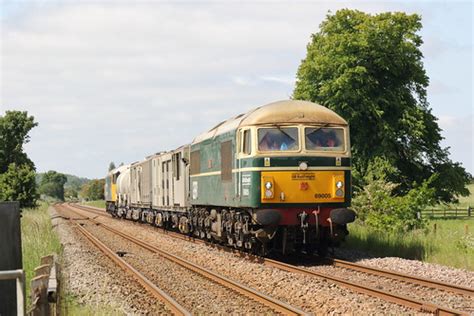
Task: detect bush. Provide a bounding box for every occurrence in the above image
[352,157,435,232]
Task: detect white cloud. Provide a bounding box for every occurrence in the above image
[1,1,472,177]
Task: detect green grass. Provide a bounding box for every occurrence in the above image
[82,200,105,209]
[21,202,62,308]
[21,201,121,314]
[343,182,474,270]
[344,218,474,270]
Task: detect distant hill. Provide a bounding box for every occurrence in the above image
[36,173,90,190]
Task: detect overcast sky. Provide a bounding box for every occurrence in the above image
[1,0,472,179]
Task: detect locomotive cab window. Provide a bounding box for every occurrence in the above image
[258,127,299,151]
[242,129,252,155]
[305,127,345,151]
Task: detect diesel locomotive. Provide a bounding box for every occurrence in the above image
[104,100,355,256]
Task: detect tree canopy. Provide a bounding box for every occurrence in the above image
[0,111,38,173]
[293,9,470,203]
[39,170,68,201]
[80,179,105,201]
[0,111,38,207]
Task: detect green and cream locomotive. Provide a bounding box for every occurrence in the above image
[105,100,355,255]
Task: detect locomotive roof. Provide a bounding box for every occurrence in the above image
[107,164,130,176]
[192,100,347,144]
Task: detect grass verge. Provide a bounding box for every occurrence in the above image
[22,202,120,314]
[344,218,474,270]
[83,200,106,209]
[21,202,62,308]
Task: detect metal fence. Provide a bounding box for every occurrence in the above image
[0,269,25,315]
[421,207,472,218]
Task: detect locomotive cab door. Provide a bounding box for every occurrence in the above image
[236,128,252,199]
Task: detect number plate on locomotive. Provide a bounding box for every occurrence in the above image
[291,173,315,180]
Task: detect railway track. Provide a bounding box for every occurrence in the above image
[70,203,472,315]
[60,204,307,315]
[327,258,474,297]
[55,204,190,316]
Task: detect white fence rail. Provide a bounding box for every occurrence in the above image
[0,269,25,316]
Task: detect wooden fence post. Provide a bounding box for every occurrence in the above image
[433,223,437,234]
[30,255,59,316]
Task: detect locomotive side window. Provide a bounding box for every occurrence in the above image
[305,127,345,151]
[242,129,251,155]
[258,127,299,151]
[173,152,181,180]
[220,141,232,181]
[190,150,201,175]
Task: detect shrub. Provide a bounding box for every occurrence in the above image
[352,157,436,232]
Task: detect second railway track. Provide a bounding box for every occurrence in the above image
[69,203,473,315]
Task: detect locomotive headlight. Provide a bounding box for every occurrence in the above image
[336,181,344,189]
[265,189,273,198]
[265,181,273,189]
[336,189,344,197]
[299,162,308,171]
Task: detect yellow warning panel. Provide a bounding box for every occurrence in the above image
[260,171,345,204]
[111,183,117,202]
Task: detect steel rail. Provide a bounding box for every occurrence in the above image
[71,204,471,315]
[328,258,474,297]
[64,204,307,315]
[262,258,468,316]
[56,205,190,316]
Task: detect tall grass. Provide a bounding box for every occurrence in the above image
[21,202,62,307]
[344,218,474,270]
[22,202,121,314]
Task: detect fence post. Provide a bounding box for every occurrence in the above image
[433,223,437,234]
[468,206,472,217]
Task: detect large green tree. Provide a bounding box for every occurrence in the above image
[0,111,37,173]
[39,170,68,201]
[0,111,38,207]
[0,163,37,208]
[293,9,470,203]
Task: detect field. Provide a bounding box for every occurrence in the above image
[344,184,474,271]
[449,183,474,209]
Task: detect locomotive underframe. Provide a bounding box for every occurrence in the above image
[106,202,350,256]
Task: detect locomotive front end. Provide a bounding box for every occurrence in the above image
[235,101,355,255]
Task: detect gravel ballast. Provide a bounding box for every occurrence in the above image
[51,206,170,315]
[66,205,474,314]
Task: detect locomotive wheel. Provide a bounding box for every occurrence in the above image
[317,241,329,258]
